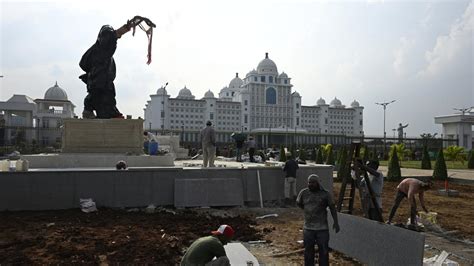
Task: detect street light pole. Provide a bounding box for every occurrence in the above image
[375,100,396,158]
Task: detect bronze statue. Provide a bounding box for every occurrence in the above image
[79,16,155,119]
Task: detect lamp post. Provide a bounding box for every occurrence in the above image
[375,100,396,158]
[392,128,396,139]
[181,122,184,143]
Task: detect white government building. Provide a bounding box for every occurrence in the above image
[143,53,364,147]
[0,82,75,146]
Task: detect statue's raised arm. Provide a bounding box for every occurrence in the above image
[79,16,156,119]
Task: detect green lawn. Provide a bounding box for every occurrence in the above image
[379,160,468,169]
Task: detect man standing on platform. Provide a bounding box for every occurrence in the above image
[283,152,299,205]
[201,121,216,167]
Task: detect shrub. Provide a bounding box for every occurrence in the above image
[337,146,348,179]
[468,150,474,169]
[433,148,448,180]
[325,146,335,165]
[421,145,431,169]
[279,145,287,162]
[310,147,317,161]
[387,145,402,181]
[316,148,324,164]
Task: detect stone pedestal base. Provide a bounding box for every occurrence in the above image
[62,118,143,154]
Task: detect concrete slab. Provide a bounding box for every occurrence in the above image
[224,243,259,265]
[22,153,175,168]
[328,211,425,266]
[174,177,243,208]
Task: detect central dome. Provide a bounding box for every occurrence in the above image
[257,53,278,74]
[44,82,68,101]
[204,90,215,98]
[177,86,195,99]
[330,97,342,107]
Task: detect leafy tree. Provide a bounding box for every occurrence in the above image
[443,145,465,164]
[433,148,448,180]
[468,149,474,169]
[316,148,324,164]
[279,145,287,162]
[421,145,431,169]
[387,144,402,181]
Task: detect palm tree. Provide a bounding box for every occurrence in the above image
[443,145,465,164]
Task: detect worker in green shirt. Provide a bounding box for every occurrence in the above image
[181,225,234,266]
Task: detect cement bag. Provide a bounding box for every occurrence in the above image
[80,198,97,213]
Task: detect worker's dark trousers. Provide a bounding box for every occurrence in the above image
[249,148,255,162]
[388,191,416,224]
[303,229,329,266]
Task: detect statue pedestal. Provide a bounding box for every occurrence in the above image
[62,118,143,154]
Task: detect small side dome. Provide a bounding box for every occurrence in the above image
[156,86,168,95]
[177,86,195,99]
[44,82,68,101]
[204,90,215,98]
[292,91,301,97]
[246,69,258,77]
[229,73,243,89]
[220,86,229,93]
[351,100,360,107]
[279,72,288,78]
[317,97,326,105]
[330,97,342,107]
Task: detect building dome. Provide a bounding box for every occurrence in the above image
[279,72,288,78]
[330,97,342,107]
[317,97,326,105]
[220,86,229,93]
[156,86,168,95]
[44,82,68,101]
[229,73,243,89]
[292,91,301,97]
[350,100,360,107]
[257,53,278,74]
[177,86,195,99]
[246,69,258,77]
[204,90,215,98]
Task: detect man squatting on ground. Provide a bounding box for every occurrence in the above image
[387,178,433,226]
[180,225,234,266]
[353,159,384,221]
[200,121,216,167]
[283,152,299,204]
[297,174,340,266]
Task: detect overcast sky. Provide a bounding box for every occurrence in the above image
[1,0,472,137]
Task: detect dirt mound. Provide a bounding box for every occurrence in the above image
[0,208,262,264]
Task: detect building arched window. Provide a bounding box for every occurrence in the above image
[266,87,276,104]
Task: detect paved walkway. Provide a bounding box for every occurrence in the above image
[378,166,474,182]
